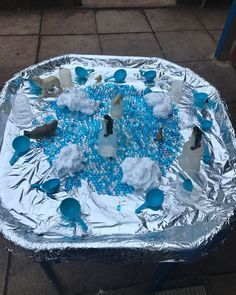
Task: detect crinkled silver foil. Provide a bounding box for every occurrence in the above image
[0,54,236,262]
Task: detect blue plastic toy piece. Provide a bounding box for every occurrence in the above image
[28,79,42,95]
[59,198,88,232]
[203,144,211,164]
[10,136,30,166]
[179,173,193,192]
[75,67,94,84]
[31,178,60,195]
[143,87,152,95]
[104,69,127,83]
[139,70,157,83]
[75,66,94,78]
[193,91,208,109]
[197,114,213,131]
[143,88,162,96]
[135,188,164,214]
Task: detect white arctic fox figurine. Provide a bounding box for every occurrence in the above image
[32,76,63,98]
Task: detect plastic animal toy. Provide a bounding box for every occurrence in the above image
[99,115,117,158]
[95,75,102,83]
[111,93,124,119]
[191,126,203,150]
[103,115,113,137]
[32,76,63,98]
[156,127,163,142]
[24,120,58,139]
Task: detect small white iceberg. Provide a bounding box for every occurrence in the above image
[53,144,84,177]
[57,88,99,115]
[121,157,162,192]
[144,92,173,120]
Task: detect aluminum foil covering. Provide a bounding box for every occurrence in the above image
[0,54,236,262]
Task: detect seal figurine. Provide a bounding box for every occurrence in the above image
[24,120,58,139]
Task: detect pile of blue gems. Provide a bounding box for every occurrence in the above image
[35,83,182,196]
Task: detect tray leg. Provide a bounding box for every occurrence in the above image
[40,261,64,295]
[149,263,176,293]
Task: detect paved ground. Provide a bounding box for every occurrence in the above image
[1,3,236,295]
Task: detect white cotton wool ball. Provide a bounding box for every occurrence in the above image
[57,88,99,114]
[53,144,84,178]
[153,99,173,119]
[143,92,166,107]
[121,157,162,192]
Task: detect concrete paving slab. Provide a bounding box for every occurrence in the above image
[156,285,207,295]
[86,283,149,294]
[226,102,236,129]
[42,9,97,35]
[0,36,38,67]
[160,228,236,283]
[96,9,151,33]
[209,30,223,44]
[0,10,41,35]
[83,0,176,8]
[0,242,9,295]
[52,261,157,294]
[39,35,101,61]
[194,6,228,30]
[0,66,24,89]
[156,31,215,62]
[180,60,236,103]
[7,255,57,295]
[208,273,236,295]
[145,7,204,32]
[100,33,163,57]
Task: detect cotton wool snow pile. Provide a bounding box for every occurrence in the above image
[144,92,173,119]
[121,157,162,192]
[57,88,100,115]
[53,144,84,177]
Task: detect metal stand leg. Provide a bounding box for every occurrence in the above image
[150,263,177,293]
[215,0,236,60]
[40,261,64,295]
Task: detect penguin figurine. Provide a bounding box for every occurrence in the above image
[103,115,113,137]
[191,126,203,150]
[24,120,58,139]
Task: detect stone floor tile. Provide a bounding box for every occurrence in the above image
[0,36,38,67]
[0,243,9,295]
[52,261,157,294]
[209,30,223,43]
[194,6,229,30]
[39,35,101,61]
[226,102,236,130]
[0,10,41,35]
[156,31,216,62]
[42,9,97,34]
[83,0,176,8]
[96,9,151,33]
[162,228,236,281]
[179,60,236,102]
[208,273,236,295]
[7,255,57,295]
[0,66,24,89]
[90,283,148,295]
[145,7,204,32]
[100,33,163,57]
